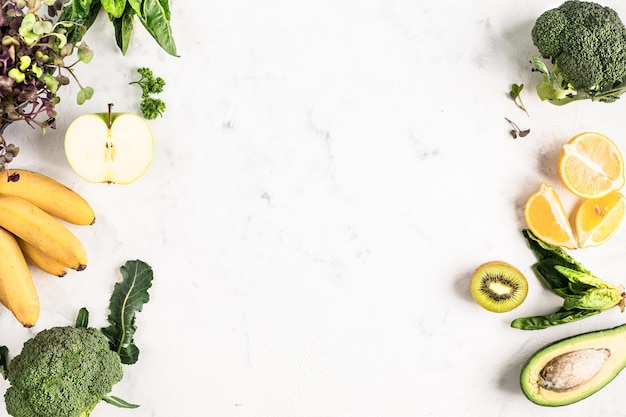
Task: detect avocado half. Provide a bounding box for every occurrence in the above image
[521,323,626,406]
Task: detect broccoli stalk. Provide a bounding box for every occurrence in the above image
[530,0,626,105]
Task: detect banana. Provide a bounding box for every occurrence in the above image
[0,169,95,225]
[0,227,39,327]
[17,236,69,278]
[0,195,87,271]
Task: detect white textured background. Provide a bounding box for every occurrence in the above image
[3,0,626,416]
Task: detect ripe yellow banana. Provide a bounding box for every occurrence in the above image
[0,169,95,225]
[0,195,87,271]
[17,236,69,278]
[0,227,39,327]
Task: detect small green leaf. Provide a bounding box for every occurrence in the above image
[30,64,43,79]
[102,395,140,409]
[75,307,89,328]
[18,13,36,35]
[77,42,94,63]
[33,20,53,35]
[101,260,154,364]
[44,75,59,93]
[76,86,94,104]
[18,56,30,71]
[8,68,25,83]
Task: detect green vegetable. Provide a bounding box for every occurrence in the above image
[3,326,127,417]
[511,230,626,330]
[101,259,154,364]
[530,0,626,104]
[0,260,154,416]
[59,0,178,56]
[0,1,95,170]
[129,67,167,120]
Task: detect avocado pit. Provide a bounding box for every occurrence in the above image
[539,348,610,392]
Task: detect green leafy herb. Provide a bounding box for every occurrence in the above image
[59,0,178,56]
[511,230,626,330]
[101,259,154,364]
[130,67,167,119]
[0,1,96,170]
[509,83,529,116]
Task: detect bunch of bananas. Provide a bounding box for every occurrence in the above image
[0,169,94,327]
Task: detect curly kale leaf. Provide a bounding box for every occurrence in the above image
[101,260,154,364]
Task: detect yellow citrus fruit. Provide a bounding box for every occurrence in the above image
[524,182,577,249]
[557,132,625,199]
[574,191,626,248]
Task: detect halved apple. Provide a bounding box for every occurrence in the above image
[64,104,154,184]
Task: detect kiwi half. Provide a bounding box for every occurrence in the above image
[470,261,528,313]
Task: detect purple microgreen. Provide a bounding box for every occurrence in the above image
[505,117,530,139]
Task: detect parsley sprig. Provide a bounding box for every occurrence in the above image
[129,67,166,120]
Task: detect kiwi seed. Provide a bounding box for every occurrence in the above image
[470,261,528,313]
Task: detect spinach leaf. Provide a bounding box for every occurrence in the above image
[101,260,154,364]
[522,229,588,272]
[511,307,602,330]
[555,265,617,290]
[112,3,135,55]
[130,0,178,56]
[512,230,626,330]
[562,288,624,310]
[59,0,103,45]
[101,0,127,18]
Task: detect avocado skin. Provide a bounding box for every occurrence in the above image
[520,323,626,406]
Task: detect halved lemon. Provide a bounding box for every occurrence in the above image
[557,132,625,199]
[524,182,577,249]
[574,191,626,248]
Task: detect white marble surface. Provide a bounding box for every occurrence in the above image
[5,0,626,415]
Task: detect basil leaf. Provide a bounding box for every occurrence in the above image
[101,260,154,364]
[112,3,135,55]
[511,307,602,330]
[101,0,127,18]
[132,0,178,56]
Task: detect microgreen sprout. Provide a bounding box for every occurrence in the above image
[0,0,95,170]
[509,83,529,116]
[505,117,530,139]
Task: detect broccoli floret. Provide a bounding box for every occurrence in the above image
[4,326,123,417]
[530,0,626,104]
